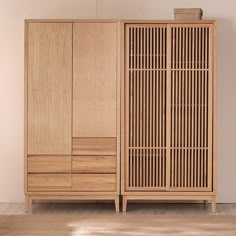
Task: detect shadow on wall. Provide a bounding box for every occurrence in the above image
[213,18,236,202]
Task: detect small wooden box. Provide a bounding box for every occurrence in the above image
[174,8,203,20]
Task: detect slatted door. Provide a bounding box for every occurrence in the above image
[125,23,214,192]
[125,24,167,191]
[168,25,213,191]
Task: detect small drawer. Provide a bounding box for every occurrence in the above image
[28,174,71,191]
[28,156,71,173]
[72,174,116,191]
[72,137,116,155]
[72,156,116,173]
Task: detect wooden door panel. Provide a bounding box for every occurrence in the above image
[168,25,213,191]
[73,23,117,137]
[125,25,167,191]
[27,23,72,154]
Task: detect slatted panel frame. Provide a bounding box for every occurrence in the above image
[168,24,213,191]
[124,23,214,193]
[125,24,167,190]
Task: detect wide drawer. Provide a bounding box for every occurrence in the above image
[72,174,116,191]
[28,156,71,173]
[72,137,116,155]
[28,174,71,191]
[72,156,116,173]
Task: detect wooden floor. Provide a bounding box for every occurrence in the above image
[1,214,236,236]
[0,202,236,215]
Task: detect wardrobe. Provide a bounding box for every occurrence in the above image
[25,20,120,212]
[25,19,216,213]
[121,20,216,213]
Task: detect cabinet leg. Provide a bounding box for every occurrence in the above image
[211,197,216,213]
[25,195,30,213]
[115,196,120,213]
[122,196,127,213]
[204,200,208,205]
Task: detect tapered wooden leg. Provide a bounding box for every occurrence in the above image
[122,196,127,213]
[211,197,216,213]
[115,196,120,213]
[204,200,208,205]
[25,195,30,213]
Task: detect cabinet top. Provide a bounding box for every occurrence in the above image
[24,19,216,24]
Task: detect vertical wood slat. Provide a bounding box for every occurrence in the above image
[166,25,172,190]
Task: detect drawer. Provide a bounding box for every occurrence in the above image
[28,174,71,191]
[72,156,116,173]
[28,156,71,173]
[72,137,116,155]
[72,174,116,191]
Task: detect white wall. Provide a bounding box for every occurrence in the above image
[0,0,235,203]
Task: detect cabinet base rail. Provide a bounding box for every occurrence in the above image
[122,195,216,213]
[25,194,120,213]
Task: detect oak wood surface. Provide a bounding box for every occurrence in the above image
[28,174,71,191]
[73,22,117,137]
[28,156,71,173]
[72,137,117,155]
[72,174,116,191]
[27,23,72,154]
[72,156,116,173]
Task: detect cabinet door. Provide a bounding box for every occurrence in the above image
[27,23,72,154]
[168,25,213,191]
[124,23,214,192]
[124,24,167,191]
[73,23,117,137]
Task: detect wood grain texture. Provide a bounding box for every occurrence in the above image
[72,174,116,191]
[28,174,71,191]
[72,156,116,173]
[72,138,116,155]
[28,156,71,173]
[73,22,117,137]
[27,23,72,154]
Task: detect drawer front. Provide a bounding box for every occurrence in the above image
[72,174,116,191]
[72,156,116,173]
[28,156,71,173]
[72,137,116,155]
[28,174,71,191]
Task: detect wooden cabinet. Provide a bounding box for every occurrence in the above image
[25,19,216,213]
[121,21,216,213]
[25,20,120,213]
